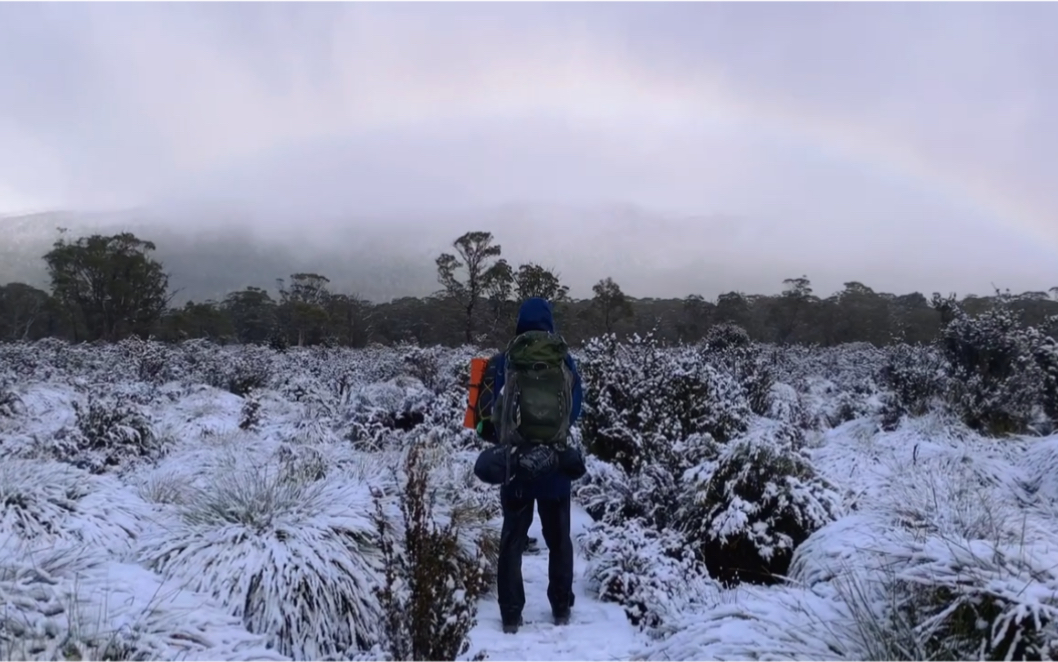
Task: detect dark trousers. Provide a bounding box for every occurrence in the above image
[497,492,574,624]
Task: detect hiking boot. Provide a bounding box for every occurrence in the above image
[553,593,573,625]
[524,536,540,554]
[502,615,523,634]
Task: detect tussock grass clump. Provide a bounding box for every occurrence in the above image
[138,457,386,660]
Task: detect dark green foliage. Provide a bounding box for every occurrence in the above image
[44,232,170,342]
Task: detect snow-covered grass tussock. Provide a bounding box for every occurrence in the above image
[137,449,387,660]
[0,459,152,556]
[0,543,285,662]
[0,339,498,660]
[1,303,1058,661]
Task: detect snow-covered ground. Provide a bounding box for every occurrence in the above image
[1,334,1058,661]
[467,504,647,661]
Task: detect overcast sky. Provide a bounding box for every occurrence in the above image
[0,2,1056,298]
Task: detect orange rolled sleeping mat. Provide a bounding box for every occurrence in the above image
[463,357,488,429]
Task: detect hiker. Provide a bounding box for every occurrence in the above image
[472,297,586,634]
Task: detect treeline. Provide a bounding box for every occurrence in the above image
[1,229,1056,349]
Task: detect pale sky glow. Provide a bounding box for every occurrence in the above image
[1,2,1056,298]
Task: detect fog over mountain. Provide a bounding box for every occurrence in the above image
[1,3,1056,301]
[1,198,1050,306]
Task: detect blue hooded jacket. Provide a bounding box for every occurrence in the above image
[491,297,583,500]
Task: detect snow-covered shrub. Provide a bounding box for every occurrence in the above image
[1031,332,1058,430]
[580,334,748,475]
[201,346,275,397]
[790,417,1058,662]
[579,518,718,635]
[573,454,637,524]
[766,381,804,426]
[239,388,264,431]
[701,326,776,416]
[769,344,883,432]
[799,521,1058,662]
[669,350,752,446]
[688,425,842,586]
[137,454,387,660]
[635,585,847,661]
[372,442,487,662]
[275,442,329,484]
[579,333,664,471]
[941,306,1052,436]
[419,447,501,570]
[575,431,720,533]
[791,373,877,433]
[1020,436,1058,507]
[0,378,24,419]
[400,344,452,394]
[345,380,435,452]
[117,336,174,385]
[827,388,875,429]
[278,373,334,409]
[702,323,752,352]
[580,336,735,536]
[59,392,159,473]
[878,344,949,430]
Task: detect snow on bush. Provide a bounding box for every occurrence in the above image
[885,535,1058,660]
[575,453,674,529]
[941,304,1055,436]
[116,336,178,385]
[578,333,746,537]
[700,323,777,416]
[810,415,1031,545]
[789,414,1058,661]
[0,377,24,419]
[579,518,719,636]
[202,344,277,397]
[769,344,883,432]
[399,344,451,394]
[878,343,949,431]
[418,448,502,572]
[1020,436,1058,507]
[344,379,435,452]
[67,392,160,473]
[687,421,842,586]
[580,334,749,472]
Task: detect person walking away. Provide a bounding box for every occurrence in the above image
[473,297,586,634]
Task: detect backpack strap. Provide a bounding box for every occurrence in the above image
[474,357,500,442]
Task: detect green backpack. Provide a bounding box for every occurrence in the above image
[496,330,575,448]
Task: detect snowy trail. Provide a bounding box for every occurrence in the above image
[465,503,646,661]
